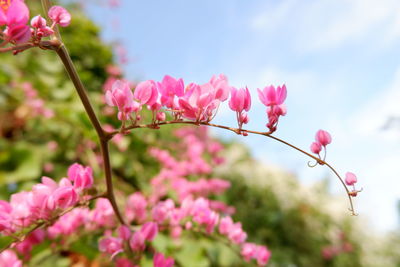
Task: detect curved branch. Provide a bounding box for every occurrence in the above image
[108,120,356,215]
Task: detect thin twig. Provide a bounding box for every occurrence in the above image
[107,120,356,215]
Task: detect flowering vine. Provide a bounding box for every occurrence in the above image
[0,0,362,266]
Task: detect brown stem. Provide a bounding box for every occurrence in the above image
[108,120,356,215]
[54,43,105,139]
[50,40,125,224]
[106,120,272,140]
[100,140,125,224]
[0,43,34,53]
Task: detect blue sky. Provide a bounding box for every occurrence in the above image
[85,0,400,231]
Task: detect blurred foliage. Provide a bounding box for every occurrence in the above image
[0,1,399,267]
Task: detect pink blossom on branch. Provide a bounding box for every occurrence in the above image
[0,0,29,27]
[209,74,231,101]
[309,129,332,158]
[257,84,287,106]
[67,163,94,190]
[133,80,159,108]
[158,75,184,108]
[315,129,332,147]
[310,141,322,155]
[4,23,30,43]
[30,15,54,37]
[105,80,137,121]
[48,6,71,27]
[258,84,287,132]
[345,172,357,186]
[229,87,251,130]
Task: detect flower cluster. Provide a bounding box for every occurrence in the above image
[0,163,93,235]
[310,129,332,158]
[104,75,288,133]
[0,2,70,45]
[0,128,270,266]
[257,85,287,132]
[84,128,270,266]
[309,130,361,198]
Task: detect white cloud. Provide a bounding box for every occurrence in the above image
[250,0,400,51]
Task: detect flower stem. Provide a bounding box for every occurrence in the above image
[44,36,125,226]
[109,120,356,215]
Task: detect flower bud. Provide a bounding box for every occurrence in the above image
[156,112,166,121]
[345,172,357,186]
[31,15,46,29]
[310,142,322,154]
[315,129,332,146]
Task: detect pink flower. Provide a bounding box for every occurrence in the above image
[0,200,11,232]
[257,84,287,106]
[125,192,147,223]
[47,208,89,238]
[315,130,332,147]
[256,246,271,266]
[140,222,158,241]
[178,82,219,121]
[209,74,230,101]
[4,24,30,43]
[310,141,322,154]
[30,15,53,38]
[48,6,71,27]
[30,15,46,28]
[229,87,251,129]
[190,198,219,233]
[345,172,357,186]
[99,236,123,258]
[105,80,136,120]
[118,225,131,241]
[129,231,145,252]
[152,199,174,223]
[158,75,184,108]
[10,191,33,227]
[51,186,78,210]
[229,87,251,113]
[153,252,174,267]
[258,84,287,132]
[91,198,116,227]
[0,249,22,267]
[219,216,247,244]
[0,0,29,27]
[67,163,94,190]
[219,216,233,235]
[133,80,159,107]
[156,112,166,121]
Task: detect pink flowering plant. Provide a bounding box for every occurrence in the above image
[0,0,364,266]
